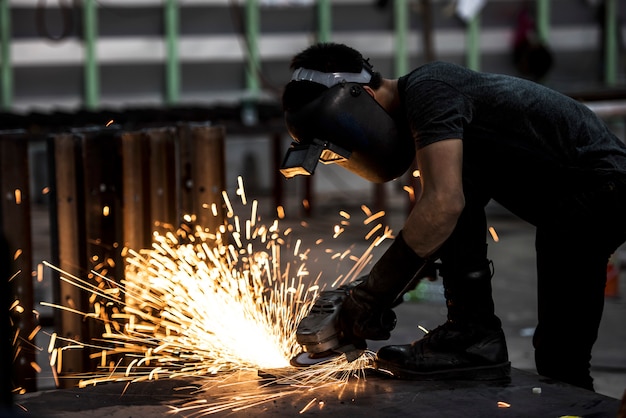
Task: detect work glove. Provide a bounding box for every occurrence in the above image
[339,230,429,341]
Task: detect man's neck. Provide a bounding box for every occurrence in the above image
[381,78,401,115]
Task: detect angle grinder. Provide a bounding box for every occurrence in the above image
[291,278,385,367]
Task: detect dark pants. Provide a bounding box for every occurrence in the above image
[533,226,609,390]
[437,171,626,390]
[533,173,626,390]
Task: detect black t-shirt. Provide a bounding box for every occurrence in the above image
[398,61,626,220]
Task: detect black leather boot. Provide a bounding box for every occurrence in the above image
[374,263,510,380]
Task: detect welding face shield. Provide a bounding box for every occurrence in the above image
[281,71,415,183]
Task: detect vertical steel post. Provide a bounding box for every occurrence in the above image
[79,127,124,281]
[0,0,11,110]
[0,131,36,393]
[317,0,331,42]
[245,0,260,97]
[121,131,152,252]
[466,15,480,71]
[79,127,124,377]
[164,0,180,105]
[146,127,177,232]
[535,0,550,44]
[393,0,409,77]
[1,217,12,408]
[50,133,88,387]
[83,0,99,109]
[176,123,196,221]
[190,124,226,234]
[604,0,617,86]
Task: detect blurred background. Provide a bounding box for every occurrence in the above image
[2,0,625,196]
[1,0,625,403]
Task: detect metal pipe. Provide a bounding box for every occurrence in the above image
[536,0,550,44]
[245,0,260,97]
[604,0,617,86]
[83,0,99,109]
[0,0,11,110]
[165,0,180,105]
[317,0,331,43]
[394,0,409,77]
[466,15,480,71]
[585,100,626,119]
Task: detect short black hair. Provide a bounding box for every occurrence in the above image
[282,43,382,112]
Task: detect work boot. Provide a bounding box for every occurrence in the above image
[374,263,510,380]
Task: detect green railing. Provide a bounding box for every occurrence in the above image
[165,0,180,106]
[0,0,11,110]
[0,0,622,111]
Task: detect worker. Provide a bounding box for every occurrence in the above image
[280,42,626,391]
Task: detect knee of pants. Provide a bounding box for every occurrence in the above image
[533,322,598,357]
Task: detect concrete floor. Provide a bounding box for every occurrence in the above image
[13,191,626,416]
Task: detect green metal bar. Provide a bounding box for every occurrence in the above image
[0,0,11,110]
[466,15,480,71]
[245,0,260,96]
[535,0,550,44]
[604,0,617,86]
[317,0,331,43]
[83,0,99,109]
[165,0,180,105]
[393,0,409,77]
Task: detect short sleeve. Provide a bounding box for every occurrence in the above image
[404,79,473,149]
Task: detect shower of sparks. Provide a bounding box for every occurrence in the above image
[39,183,394,414]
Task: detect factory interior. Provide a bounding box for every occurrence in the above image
[1,0,626,416]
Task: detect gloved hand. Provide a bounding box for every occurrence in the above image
[338,230,429,341]
[340,285,397,341]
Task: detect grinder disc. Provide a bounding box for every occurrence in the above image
[290,350,340,367]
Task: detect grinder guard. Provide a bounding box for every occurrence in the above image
[283,82,415,183]
[292,278,397,366]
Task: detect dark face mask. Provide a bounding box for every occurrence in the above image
[282,82,415,183]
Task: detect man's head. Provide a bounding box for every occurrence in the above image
[283,43,382,113]
[280,43,415,183]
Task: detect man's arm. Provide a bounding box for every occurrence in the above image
[402,138,465,258]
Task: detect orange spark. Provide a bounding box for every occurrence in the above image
[489,226,499,242]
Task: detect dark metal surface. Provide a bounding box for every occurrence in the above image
[15,368,621,418]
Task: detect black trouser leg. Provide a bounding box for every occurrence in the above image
[437,195,500,327]
[533,226,609,391]
[437,196,489,277]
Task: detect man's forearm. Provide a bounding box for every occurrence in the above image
[402,193,463,258]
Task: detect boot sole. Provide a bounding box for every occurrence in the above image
[373,359,511,381]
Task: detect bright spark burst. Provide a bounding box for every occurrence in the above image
[40,184,394,414]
